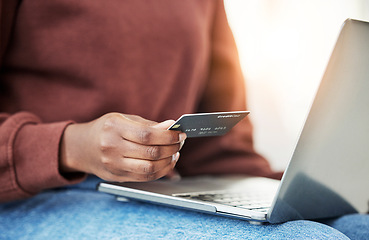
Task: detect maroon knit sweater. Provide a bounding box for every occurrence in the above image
[0,0,277,202]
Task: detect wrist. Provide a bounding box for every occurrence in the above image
[59,123,84,173]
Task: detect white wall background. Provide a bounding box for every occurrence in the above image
[224,0,369,171]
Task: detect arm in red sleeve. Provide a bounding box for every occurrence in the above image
[0,112,86,203]
[177,0,282,180]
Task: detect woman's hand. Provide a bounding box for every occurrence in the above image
[60,113,186,182]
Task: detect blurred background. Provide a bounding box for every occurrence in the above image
[224,0,369,171]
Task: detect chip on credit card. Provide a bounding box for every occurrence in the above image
[167,111,250,138]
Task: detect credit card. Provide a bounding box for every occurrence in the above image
[168,111,249,138]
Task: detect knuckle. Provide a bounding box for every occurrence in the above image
[101,113,121,131]
[146,145,161,160]
[139,128,152,144]
[170,133,179,143]
[144,173,157,182]
[99,138,112,153]
[142,162,156,174]
[101,156,112,166]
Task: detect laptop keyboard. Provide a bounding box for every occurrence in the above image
[173,190,273,213]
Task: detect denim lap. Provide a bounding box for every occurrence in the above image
[0,176,355,240]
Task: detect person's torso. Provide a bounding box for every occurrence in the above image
[0,0,216,122]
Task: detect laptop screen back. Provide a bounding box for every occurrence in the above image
[269,19,369,223]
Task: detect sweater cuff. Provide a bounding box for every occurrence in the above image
[13,120,87,195]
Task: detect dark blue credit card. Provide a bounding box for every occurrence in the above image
[168,111,249,138]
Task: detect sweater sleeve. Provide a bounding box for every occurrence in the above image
[0,112,86,203]
[177,0,282,180]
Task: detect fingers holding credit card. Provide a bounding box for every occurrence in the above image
[168,111,249,138]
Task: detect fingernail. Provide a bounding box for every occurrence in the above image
[179,140,185,150]
[179,133,187,142]
[172,152,180,162]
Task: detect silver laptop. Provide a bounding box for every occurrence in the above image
[97,19,369,224]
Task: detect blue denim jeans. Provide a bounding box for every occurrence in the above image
[0,176,368,240]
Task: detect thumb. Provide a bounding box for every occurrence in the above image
[152,120,176,130]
